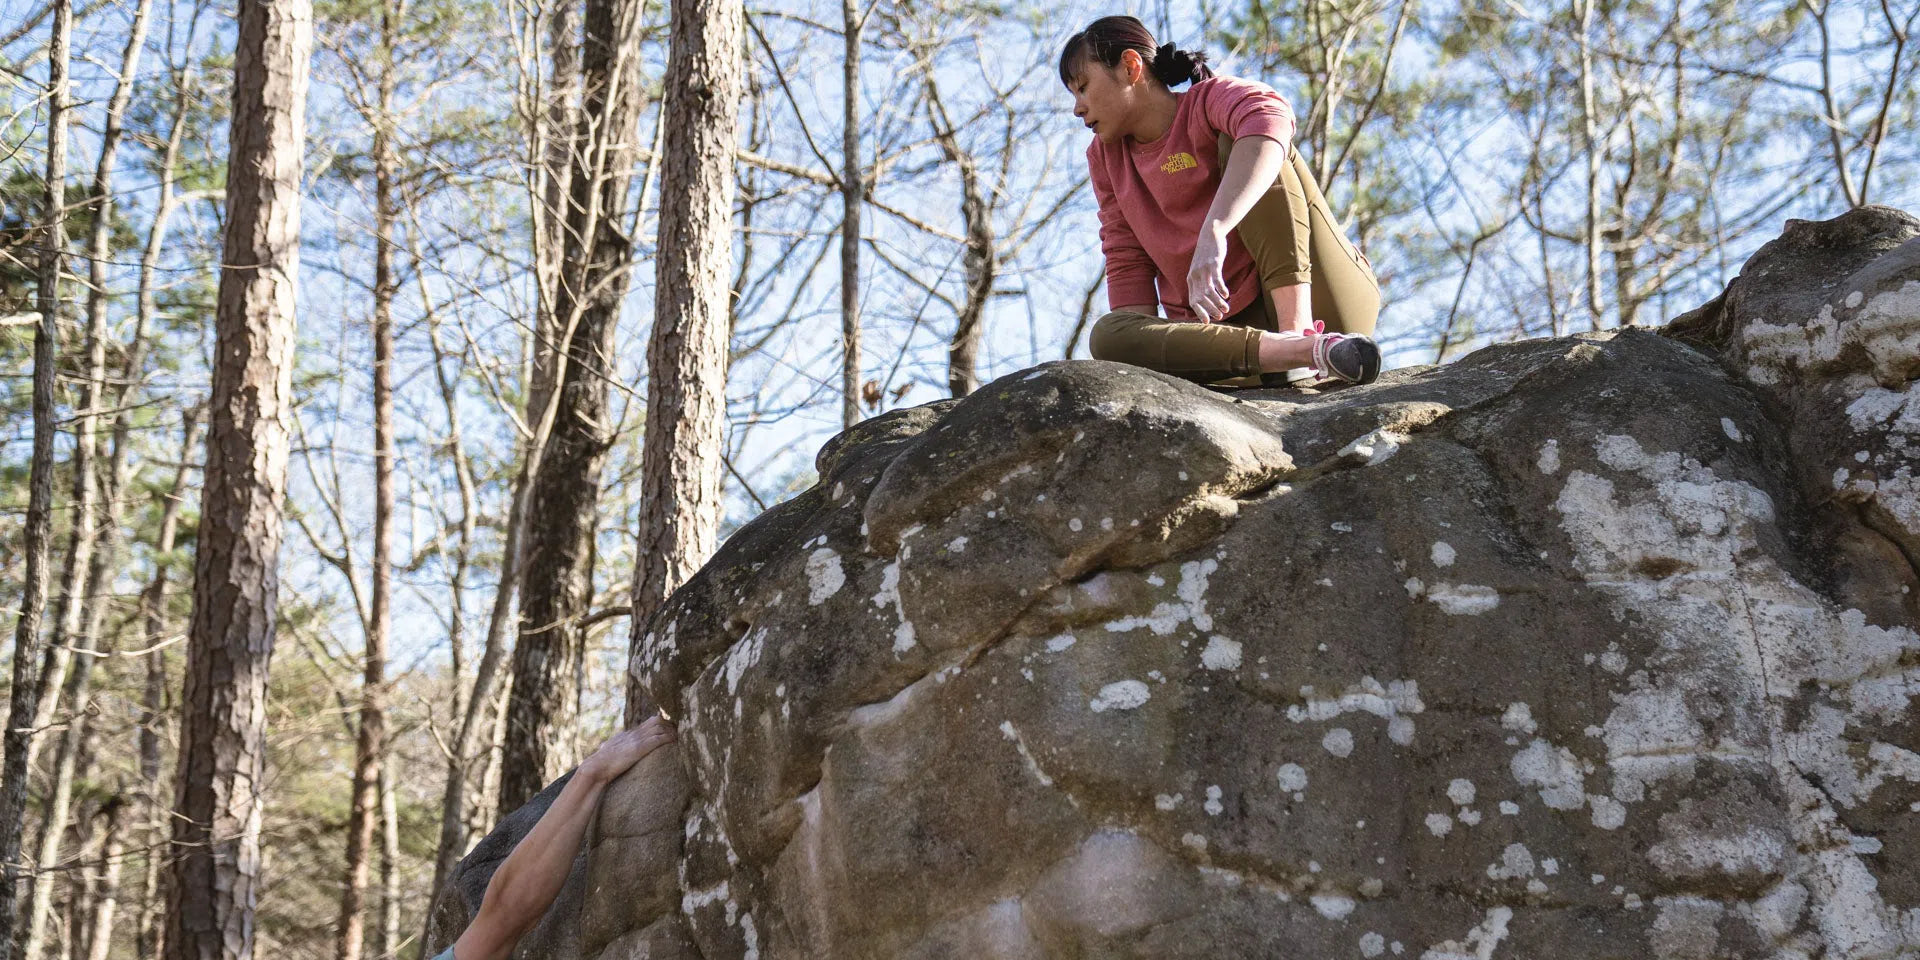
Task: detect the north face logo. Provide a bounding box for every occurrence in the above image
[1160,152,1198,174]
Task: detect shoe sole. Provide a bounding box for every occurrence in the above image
[1330,338,1382,385]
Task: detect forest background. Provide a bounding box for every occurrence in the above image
[0,0,1916,952]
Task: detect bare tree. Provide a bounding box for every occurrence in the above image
[626,0,743,723]
[14,3,158,954]
[76,796,125,960]
[165,0,313,955]
[333,0,400,954]
[501,0,652,814]
[134,410,201,960]
[922,61,995,397]
[0,3,71,954]
[840,0,864,427]
[417,232,497,933]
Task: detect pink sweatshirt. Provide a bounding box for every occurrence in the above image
[1088,76,1297,321]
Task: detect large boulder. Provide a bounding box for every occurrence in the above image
[435,207,1920,959]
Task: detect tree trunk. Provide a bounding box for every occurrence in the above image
[378,766,400,960]
[134,413,197,960]
[625,0,743,722]
[23,590,107,960]
[1577,0,1605,330]
[133,39,203,960]
[62,778,100,960]
[839,0,863,428]
[80,799,124,960]
[20,5,157,952]
[417,267,484,950]
[924,72,994,398]
[0,4,71,954]
[500,0,651,816]
[334,1,397,954]
[165,0,312,954]
[532,0,581,425]
[31,0,154,767]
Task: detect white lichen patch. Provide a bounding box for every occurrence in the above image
[870,561,917,654]
[1600,684,1708,802]
[1739,279,1920,384]
[1501,702,1537,734]
[1104,558,1218,636]
[1588,795,1626,831]
[1510,738,1588,810]
[1288,676,1426,749]
[1360,932,1387,957]
[723,628,765,696]
[1155,793,1182,811]
[1422,582,1500,615]
[1430,542,1456,567]
[1323,727,1356,757]
[1649,897,1725,958]
[1553,433,1920,953]
[1263,676,1384,739]
[1845,381,1920,432]
[1201,636,1243,671]
[1486,843,1536,881]
[1205,785,1224,816]
[1089,680,1151,713]
[1312,893,1358,921]
[1425,812,1453,837]
[1447,779,1476,806]
[806,547,845,605]
[1537,439,1561,475]
[1647,818,1789,882]
[1276,763,1309,792]
[1420,907,1512,960]
[1045,633,1077,653]
[1599,648,1628,674]
[999,721,1054,787]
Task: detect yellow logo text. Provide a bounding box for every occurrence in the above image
[1160,152,1198,174]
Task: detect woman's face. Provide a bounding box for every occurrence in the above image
[1067,49,1144,144]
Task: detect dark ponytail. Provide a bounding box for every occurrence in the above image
[1149,42,1212,86]
[1058,16,1213,89]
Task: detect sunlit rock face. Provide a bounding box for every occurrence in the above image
[433,207,1920,960]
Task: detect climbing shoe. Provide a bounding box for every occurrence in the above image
[1312,331,1382,385]
[1265,321,1382,387]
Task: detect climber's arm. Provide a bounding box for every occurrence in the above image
[1189,136,1289,323]
[452,718,677,960]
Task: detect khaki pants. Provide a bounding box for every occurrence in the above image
[1089,141,1381,383]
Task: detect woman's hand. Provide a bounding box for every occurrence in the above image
[578,716,677,786]
[1188,225,1232,323]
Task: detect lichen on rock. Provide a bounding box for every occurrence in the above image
[433,207,1920,960]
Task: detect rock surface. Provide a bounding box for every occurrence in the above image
[432,207,1920,959]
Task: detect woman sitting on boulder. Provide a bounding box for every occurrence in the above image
[1065,16,1383,386]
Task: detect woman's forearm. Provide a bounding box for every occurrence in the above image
[452,719,676,960]
[470,769,609,945]
[494,772,606,908]
[1202,136,1287,240]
